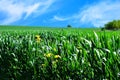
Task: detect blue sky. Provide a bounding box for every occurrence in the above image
[0,0,120,27]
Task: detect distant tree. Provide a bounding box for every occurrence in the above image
[67,24,72,28]
[104,20,120,30]
[99,26,105,31]
[101,27,105,31]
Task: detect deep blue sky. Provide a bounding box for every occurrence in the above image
[0,0,120,27]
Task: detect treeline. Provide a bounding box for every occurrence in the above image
[104,20,120,30]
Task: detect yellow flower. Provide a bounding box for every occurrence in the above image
[54,55,61,59]
[44,53,53,58]
[35,35,41,42]
[35,35,40,38]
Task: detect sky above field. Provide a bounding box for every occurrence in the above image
[0,0,120,27]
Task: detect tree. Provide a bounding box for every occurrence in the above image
[67,24,72,28]
[101,27,105,31]
[104,20,120,30]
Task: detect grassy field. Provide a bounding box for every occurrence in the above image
[0,26,120,80]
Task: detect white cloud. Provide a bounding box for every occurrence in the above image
[75,1,120,27]
[53,16,70,21]
[0,0,55,24]
[52,1,120,27]
[24,3,40,19]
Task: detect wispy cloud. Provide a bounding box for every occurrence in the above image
[52,0,120,27]
[53,16,70,21]
[77,1,120,27]
[0,0,55,24]
[24,3,40,19]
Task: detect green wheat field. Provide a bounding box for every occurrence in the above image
[0,26,120,80]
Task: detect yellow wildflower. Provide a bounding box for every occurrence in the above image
[35,35,41,42]
[54,55,61,59]
[44,53,53,58]
[35,35,40,38]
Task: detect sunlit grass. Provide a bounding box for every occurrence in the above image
[0,26,120,79]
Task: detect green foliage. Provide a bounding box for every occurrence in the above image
[105,20,120,30]
[67,24,72,28]
[0,27,120,80]
[101,27,105,31]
